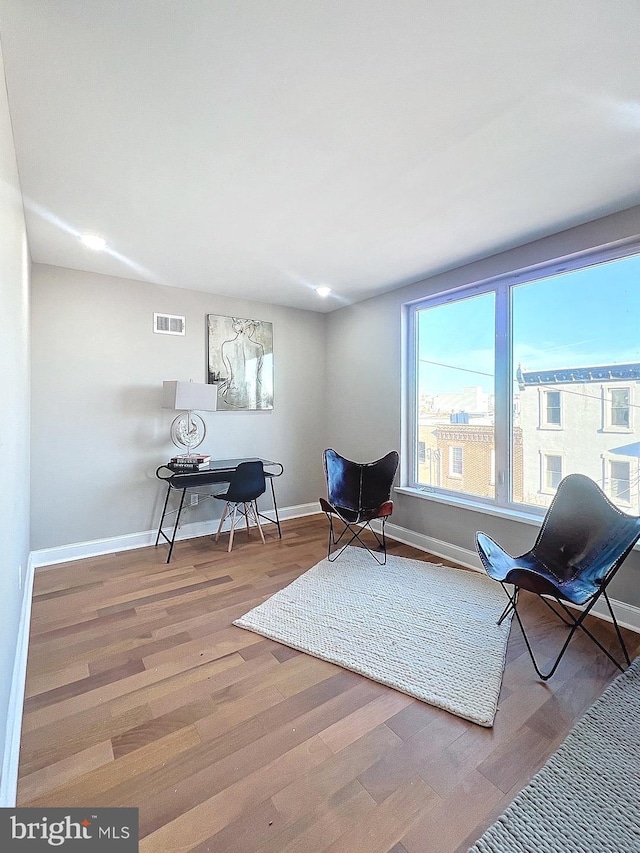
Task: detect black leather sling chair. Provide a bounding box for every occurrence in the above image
[476,473,640,680]
[319,448,399,564]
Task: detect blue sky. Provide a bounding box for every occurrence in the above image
[418,252,640,395]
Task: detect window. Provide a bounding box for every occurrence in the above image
[609,460,631,503]
[543,454,563,491]
[542,390,562,427]
[407,246,640,513]
[412,291,495,499]
[610,388,631,429]
[449,446,463,477]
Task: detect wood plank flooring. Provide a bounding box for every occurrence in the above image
[18,516,639,852]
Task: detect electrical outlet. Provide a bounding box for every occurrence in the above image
[190,494,199,506]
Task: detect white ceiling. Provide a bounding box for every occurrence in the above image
[1,1,640,313]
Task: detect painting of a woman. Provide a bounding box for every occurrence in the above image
[207,314,273,410]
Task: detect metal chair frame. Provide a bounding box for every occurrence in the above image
[324,510,391,565]
[496,580,630,681]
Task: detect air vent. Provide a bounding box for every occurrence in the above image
[154,313,185,335]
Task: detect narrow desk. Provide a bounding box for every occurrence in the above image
[155,457,284,563]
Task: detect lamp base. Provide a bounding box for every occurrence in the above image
[170,411,206,452]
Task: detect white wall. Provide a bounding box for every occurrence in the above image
[0,42,31,803]
[325,205,640,609]
[30,264,327,551]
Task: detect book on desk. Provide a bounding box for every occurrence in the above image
[168,453,211,471]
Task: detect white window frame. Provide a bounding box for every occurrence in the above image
[449,446,463,478]
[609,459,632,505]
[539,388,562,429]
[402,235,640,519]
[542,453,563,494]
[603,384,633,432]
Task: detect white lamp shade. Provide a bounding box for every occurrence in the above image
[162,381,218,412]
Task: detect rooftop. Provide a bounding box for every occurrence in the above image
[517,363,640,386]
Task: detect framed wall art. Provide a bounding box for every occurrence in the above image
[207,314,274,410]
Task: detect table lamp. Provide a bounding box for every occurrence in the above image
[162,380,218,453]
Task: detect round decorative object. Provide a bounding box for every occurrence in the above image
[170,412,206,450]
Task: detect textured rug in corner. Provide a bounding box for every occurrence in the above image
[234,546,512,726]
[469,657,640,852]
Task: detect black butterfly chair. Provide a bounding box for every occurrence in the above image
[319,448,399,564]
[476,473,640,680]
[214,461,267,552]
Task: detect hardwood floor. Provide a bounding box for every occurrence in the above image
[18,516,639,852]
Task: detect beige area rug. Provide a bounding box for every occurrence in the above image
[234,547,513,726]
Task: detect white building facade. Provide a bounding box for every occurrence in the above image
[518,363,640,512]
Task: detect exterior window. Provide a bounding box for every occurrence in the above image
[543,390,562,426]
[449,446,463,477]
[610,388,630,429]
[544,455,562,491]
[412,290,495,499]
[610,460,631,503]
[407,246,640,514]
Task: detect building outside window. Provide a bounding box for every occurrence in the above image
[543,454,563,491]
[610,388,631,429]
[449,446,463,477]
[406,246,640,513]
[609,460,631,503]
[542,390,562,426]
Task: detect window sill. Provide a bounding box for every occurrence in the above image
[394,486,544,527]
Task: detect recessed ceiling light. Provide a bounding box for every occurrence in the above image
[315,286,332,298]
[80,233,107,251]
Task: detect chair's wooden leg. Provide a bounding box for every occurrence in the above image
[244,503,251,538]
[228,505,238,552]
[215,503,229,542]
[253,501,265,544]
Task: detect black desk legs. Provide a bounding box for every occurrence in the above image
[269,478,282,538]
[155,485,188,563]
[155,483,173,547]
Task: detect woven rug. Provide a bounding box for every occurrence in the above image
[469,657,640,852]
[234,547,512,726]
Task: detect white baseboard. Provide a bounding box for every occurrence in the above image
[0,555,35,807]
[30,502,321,569]
[588,597,640,635]
[382,522,484,572]
[380,521,640,635]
